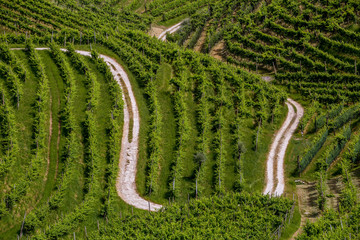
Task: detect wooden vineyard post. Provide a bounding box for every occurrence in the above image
[355,60,357,75]
[278,53,280,68]
[218,116,223,191]
[94,30,96,44]
[195,178,198,199]
[208,34,211,53]
[172,177,175,193]
[256,56,258,73]
[85,226,87,239]
[20,212,26,238]
[272,61,277,74]
[324,61,327,72]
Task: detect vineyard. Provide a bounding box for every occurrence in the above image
[0,0,359,239]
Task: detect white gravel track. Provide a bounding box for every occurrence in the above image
[264,98,303,196]
[11,48,162,211]
[158,21,183,41]
[11,42,302,208]
[97,53,162,211]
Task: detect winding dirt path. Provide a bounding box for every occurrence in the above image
[158,21,184,41]
[75,50,162,211]
[11,48,162,211]
[264,98,304,196]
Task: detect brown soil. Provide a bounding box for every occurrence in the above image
[148,25,165,38]
[326,177,343,210]
[194,24,209,52]
[293,182,320,238]
[209,40,225,61]
[351,168,360,199]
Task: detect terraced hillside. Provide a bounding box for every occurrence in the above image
[0,41,124,238]
[0,0,359,239]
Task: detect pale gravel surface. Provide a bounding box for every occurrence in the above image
[158,23,304,198]
[11,44,303,209]
[264,98,303,196]
[264,102,295,195]
[11,48,162,211]
[97,53,162,211]
[158,21,184,41]
[274,99,304,196]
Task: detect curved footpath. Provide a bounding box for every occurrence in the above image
[77,51,162,211]
[11,48,162,211]
[11,26,302,211]
[158,21,183,41]
[264,98,304,196]
[157,23,305,198]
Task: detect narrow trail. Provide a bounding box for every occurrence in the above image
[44,97,53,182]
[11,48,162,211]
[55,102,61,181]
[158,21,183,41]
[158,24,306,199]
[264,98,304,196]
[73,50,162,211]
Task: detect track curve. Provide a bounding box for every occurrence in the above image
[264,98,303,196]
[158,21,184,41]
[11,48,162,211]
